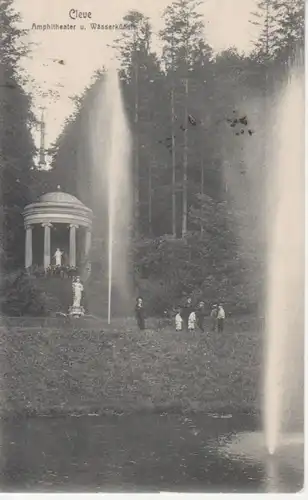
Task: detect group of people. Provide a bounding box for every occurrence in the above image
[29,263,78,279]
[175,298,225,333]
[46,264,78,279]
[51,248,79,278]
[135,296,225,333]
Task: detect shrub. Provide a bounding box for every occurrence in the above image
[133,234,262,317]
[137,279,175,316]
[0,270,50,316]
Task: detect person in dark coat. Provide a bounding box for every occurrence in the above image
[210,304,218,332]
[181,297,193,331]
[196,301,206,332]
[135,297,145,330]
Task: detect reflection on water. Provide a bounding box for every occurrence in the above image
[221,430,304,493]
[0,413,302,492]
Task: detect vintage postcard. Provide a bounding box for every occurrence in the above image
[0,0,304,494]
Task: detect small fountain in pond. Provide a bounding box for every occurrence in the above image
[89,68,132,323]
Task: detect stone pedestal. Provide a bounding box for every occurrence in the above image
[68,305,85,318]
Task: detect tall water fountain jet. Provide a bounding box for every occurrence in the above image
[90,68,132,323]
[264,58,304,456]
[220,54,304,491]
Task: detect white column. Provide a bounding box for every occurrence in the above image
[85,228,92,258]
[25,224,33,269]
[69,224,78,267]
[42,223,52,270]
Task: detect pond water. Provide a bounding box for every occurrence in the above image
[0,413,303,492]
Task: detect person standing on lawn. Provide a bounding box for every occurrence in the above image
[196,301,206,332]
[188,310,197,332]
[217,304,225,332]
[135,297,146,330]
[210,304,218,332]
[175,308,183,331]
[181,297,193,331]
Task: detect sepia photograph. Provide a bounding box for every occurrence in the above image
[0,0,305,494]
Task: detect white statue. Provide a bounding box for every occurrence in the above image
[72,276,84,308]
[54,248,63,266]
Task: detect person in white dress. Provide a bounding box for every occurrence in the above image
[175,311,183,331]
[188,311,196,331]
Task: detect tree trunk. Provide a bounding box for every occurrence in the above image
[182,77,188,238]
[148,159,152,235]
[265,0,269,55]
[171,87,176,238]
[200,151,204,236]
[134,56,140,237]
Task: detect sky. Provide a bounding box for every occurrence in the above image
[14,0,260,151]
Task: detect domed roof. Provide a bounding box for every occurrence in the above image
[39,191,84,206]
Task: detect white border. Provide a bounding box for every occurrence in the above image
[0,2,307,500]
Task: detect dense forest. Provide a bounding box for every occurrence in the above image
[0,0,305,315]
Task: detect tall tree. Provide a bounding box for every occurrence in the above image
[49,70,106,207]
[251,0,304,61]
[160,0,210,238]
[112,11,160,236]
[272,0,304,59]
[250,0,276,59]
[0,0,36,270]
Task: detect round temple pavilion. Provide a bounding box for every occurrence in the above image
[22,191,93,271]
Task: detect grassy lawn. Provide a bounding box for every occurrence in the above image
[0,316,262,417]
